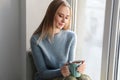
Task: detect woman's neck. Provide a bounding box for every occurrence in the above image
[54,28,61,34]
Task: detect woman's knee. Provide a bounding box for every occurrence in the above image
[77,74,92,80]
[65,76,77,80]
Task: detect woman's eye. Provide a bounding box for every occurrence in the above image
[65,17,68,19]
[59,14,63,17]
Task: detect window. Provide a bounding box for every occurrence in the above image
[74,0,106,80]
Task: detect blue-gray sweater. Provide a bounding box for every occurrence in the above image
[30,30,76,80]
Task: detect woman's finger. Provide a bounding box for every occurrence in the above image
[61,65,70,77]
[77,63,86,73]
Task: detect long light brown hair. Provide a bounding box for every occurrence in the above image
[33,0,71,42]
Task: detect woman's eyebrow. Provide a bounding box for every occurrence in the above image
[57,12,63,15]
[58,12,70,17]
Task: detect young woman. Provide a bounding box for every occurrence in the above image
[30,0,87,80]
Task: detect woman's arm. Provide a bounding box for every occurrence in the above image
[30,36,62,79]
[68,33,77,62]
[67,33,86,74]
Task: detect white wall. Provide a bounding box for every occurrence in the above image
[26,0,52,50]
[0,0,25,80]
[21,0,26,80]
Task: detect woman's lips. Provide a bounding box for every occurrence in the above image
[59,23,64,26]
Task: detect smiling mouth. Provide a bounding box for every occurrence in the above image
[59,23,64,26]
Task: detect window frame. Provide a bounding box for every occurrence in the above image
[101,0,119,80]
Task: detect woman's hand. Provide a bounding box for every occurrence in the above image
[61,64,70,77]
[77,61,86,74]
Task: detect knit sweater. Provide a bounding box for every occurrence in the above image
[30,30,76,80]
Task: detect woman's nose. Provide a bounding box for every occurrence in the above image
[62,18,65,23]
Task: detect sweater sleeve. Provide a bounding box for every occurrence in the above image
[68,33,77,62]
[30,36,62,79]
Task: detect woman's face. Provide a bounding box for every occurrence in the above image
[54,5,70,30]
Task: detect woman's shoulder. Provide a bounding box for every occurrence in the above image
[63,30,76,39]
[30,34,39,42]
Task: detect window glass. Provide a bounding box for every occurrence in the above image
[75,0,106,80]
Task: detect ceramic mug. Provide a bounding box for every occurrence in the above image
[69,63,81,77]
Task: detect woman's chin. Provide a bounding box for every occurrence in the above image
[56,25,64,29]
[58,26,64,29]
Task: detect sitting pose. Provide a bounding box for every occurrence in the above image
[30,0,91,80]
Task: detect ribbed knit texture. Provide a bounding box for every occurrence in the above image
[30,30,76,80]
